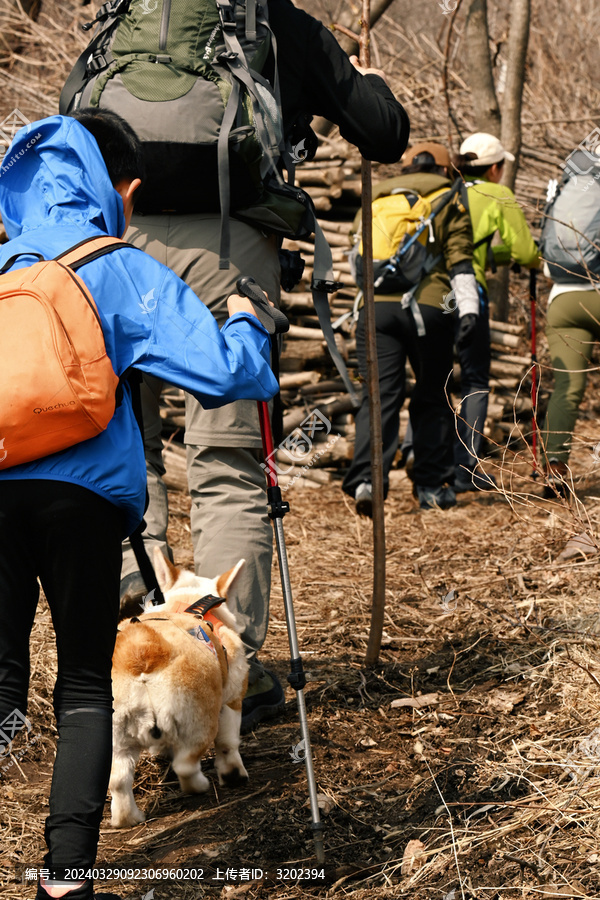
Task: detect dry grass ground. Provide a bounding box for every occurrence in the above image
[2,2,600,898]
[3,408,600,899]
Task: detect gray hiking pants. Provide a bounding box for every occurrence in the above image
[121,214,280,684]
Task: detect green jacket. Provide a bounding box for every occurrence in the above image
[465,177,540,291]
[368,172,475,308]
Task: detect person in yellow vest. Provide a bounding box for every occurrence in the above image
[452,133,540,491]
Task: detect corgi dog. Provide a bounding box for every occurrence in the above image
[109,549,249,828]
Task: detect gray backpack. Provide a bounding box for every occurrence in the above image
[59,0,357,400]
[540,148,600,284]
[59,0,312,267]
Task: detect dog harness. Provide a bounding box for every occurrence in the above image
[129,594,228,666]
[173,594,227,664]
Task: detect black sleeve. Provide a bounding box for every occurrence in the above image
[270,0,410,164]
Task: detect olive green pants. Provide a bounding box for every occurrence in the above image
[543,289,600,462]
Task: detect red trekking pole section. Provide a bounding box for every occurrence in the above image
[257,401,277,488]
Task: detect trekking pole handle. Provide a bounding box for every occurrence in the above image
[236,276,289,335]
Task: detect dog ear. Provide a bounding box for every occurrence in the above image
[215,559,245,598]
[152,547,179,592]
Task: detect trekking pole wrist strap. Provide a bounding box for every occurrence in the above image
[236,276,289,335]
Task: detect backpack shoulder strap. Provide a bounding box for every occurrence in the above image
[59,0,130,113]
[55,236,136,269]
[0,236,134,276]
[311,219,359,407]
[428,176,465,218]
[123,366,167,607]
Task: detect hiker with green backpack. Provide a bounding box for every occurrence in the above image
[343,142,479,513]
[60,0,409,728]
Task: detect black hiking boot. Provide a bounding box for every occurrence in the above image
[241,669,285,733]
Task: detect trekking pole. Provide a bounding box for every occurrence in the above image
[236,277,325,865]
[358,0,387,666]
[530,268,539,474]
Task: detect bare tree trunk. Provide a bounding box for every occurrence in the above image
[0,0,42,68]
[20,0,41,15]
[489,0,531,320]
[330,0,395,56]
[500,0,531,190]
[464,0,501,137]
[312,0,397,138]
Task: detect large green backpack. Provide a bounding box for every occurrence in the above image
[59,0,312,267]
[60,0,358,401]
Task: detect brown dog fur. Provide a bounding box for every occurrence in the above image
[109,549,249,827]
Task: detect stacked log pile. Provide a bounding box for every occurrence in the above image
[160,137,535,490]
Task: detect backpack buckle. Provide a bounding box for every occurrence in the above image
[217,50,239,64]
[217,0,236,28]
[88,52,109,74]
[311,278,343,294]
[92,0,129,24]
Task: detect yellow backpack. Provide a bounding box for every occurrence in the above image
[352,178,463,294]
[369,187,449,260]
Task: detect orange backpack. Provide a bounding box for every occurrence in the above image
[0,236,132,470]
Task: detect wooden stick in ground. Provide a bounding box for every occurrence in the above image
[357,0,386,667]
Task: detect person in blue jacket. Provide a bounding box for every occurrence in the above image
[0,110,278,900]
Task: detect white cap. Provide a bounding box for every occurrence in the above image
[459,133,516,167]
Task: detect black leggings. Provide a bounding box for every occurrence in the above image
[0,480,122,869]
[343,301,455,496]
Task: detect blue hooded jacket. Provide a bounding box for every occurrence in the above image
[0,116,279,534]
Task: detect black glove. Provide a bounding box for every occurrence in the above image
[236,276,290,335]
[456,313,478,349]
